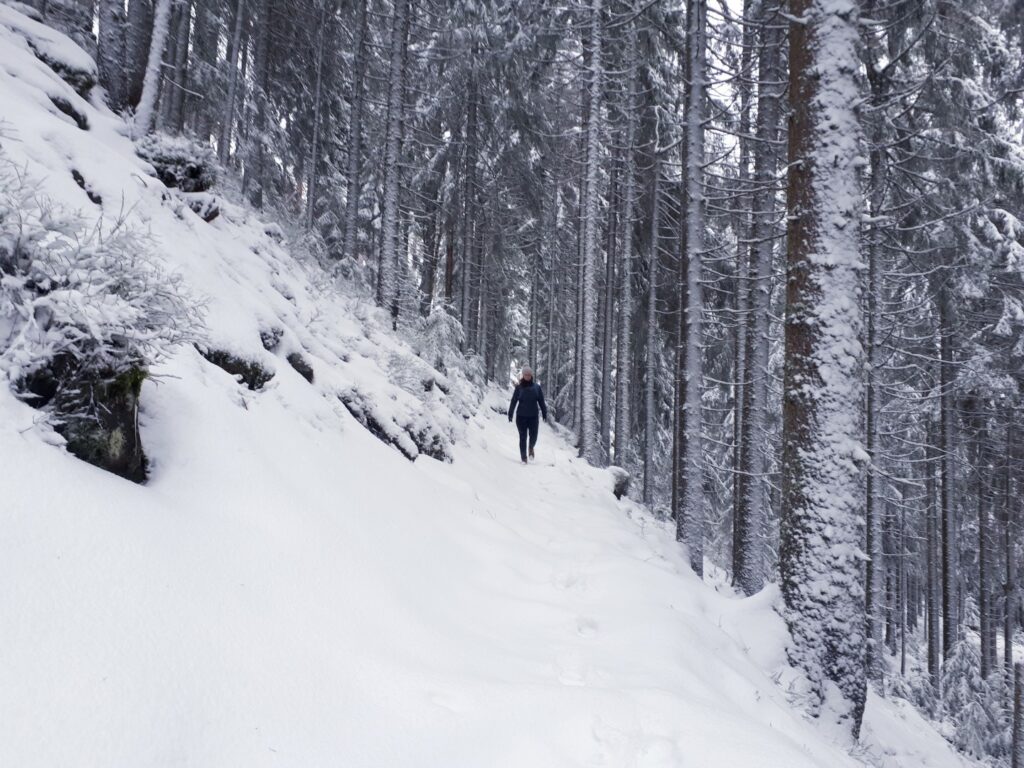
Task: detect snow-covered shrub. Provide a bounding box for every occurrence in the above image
[941,641,1011,760]
[0,156,198,478]
[417,309,464,374]
[136,133,217,193]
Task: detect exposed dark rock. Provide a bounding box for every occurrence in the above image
[196,346,274,390]
[260,327,284,351]
[71,169,101,205]
[414,426,450,462]
[19,359,148,483]
[338,391,453,463]
[59,368,148,483]
[339,393,417,461]
[423,376,450,395]
[609,466,630,500]
[286,352,314,383]
[50,95,88,129]
[177,191,219,222]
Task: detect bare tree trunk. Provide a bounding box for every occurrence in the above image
[133,0,173,137]
[305,1,328,230]
[733,0,782,595]
[599,154,619,464]
[126,0,153,108]
[927,420,942,696]
[218,0,245,163]
[98,0,127,112]
[731,0,755,571]
[578,0,603,464]
[614,41,638,467]
[1007,423,1017,673]
[938,284,958,659]
[342,0,369,261]
[680,0,707,576]
[1014,662,1024,768]
[643,162,660,507]
[378,0,410,328]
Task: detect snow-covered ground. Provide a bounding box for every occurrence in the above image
[0,5,975,766]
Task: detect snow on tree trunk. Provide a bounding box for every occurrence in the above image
[132,0,173,137]
[218,0,245,163]
[779,0,867,736]
[680,0,707,576]
[643,161,660,507]
[599,156,618,464]
[614,33,638,467]
[579,0,603,465]
[377,0,410,327]
[98,0,127,112]
[341,0,369,261]
[733,0,782,596]
[305,0,328,231]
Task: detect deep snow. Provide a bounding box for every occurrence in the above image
[0,4,975,766]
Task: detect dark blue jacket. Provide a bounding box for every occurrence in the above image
[509,381,547,422]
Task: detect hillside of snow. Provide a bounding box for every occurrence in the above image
[0,6,974,766]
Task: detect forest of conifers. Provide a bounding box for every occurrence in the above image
[27,0,1024,758]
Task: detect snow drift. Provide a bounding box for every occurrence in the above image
[0,6,974,766]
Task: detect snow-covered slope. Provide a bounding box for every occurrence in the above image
[0,6,972,766]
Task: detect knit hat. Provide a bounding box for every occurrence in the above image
[521,365,533,377]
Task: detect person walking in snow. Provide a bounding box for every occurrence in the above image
[508,365,548,464]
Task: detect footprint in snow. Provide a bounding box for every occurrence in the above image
[576,616,599,637]
[551,566,588,593]
[555,650,588,686]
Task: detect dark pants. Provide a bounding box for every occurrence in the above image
[517,415,539,461]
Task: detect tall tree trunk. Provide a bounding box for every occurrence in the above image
[1006,422,1016,673]
[460,72,480,344]
[614,41,638,467]
[938,283,958,659]
[927,420,942,696]
[166,0,192,133]
[342,0,369,261]
[218,0,246,163]
[579,0,603,464]
[126,0,153,108]
[732,0,755,569]
[133,0,173,137]
[599,154,619,464]
[305,1,328,231]
[98,0,127,112]
[643,161,660,507]
[378,0,410,328]
[244,0,273,208]
[780,0,867,736]
[1014,662,1024,768]
[680,0,707,576]
[733,0,782,595]
[864,56,887,683]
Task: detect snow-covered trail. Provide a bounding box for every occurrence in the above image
[2,380,964,767]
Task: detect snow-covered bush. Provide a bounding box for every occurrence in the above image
[417,309,464,373]
[135,133,217,193]
[941,641,1011,761]
[0,155,199,478]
